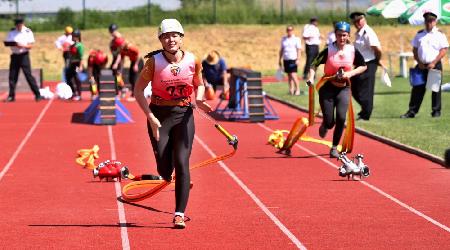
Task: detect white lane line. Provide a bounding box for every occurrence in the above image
[258,123,450,234]
[195,135,307,250]
[107,126,131,250]
[0,98,54,182]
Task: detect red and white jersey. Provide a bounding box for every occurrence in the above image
[324,43,355,76]
[152,51,197,100]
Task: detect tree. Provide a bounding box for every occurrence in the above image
[55,8,75,27]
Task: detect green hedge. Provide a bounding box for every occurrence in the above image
[0,3,400,32]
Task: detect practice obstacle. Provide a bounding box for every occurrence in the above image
[214,68,278,122]
[83,69,133,125]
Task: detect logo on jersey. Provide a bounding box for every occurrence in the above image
[170,64,181,76]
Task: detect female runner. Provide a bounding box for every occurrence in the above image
[307,21,367,158]
[134,19,212,229]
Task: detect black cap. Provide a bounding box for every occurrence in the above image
[109,23,118,33]
[14,17,24,25]
[349,11,366,20]
[72,29,81,37]
[310,17,318,23]
[423,12,437,19]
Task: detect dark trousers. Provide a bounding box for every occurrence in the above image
[8,52,40,98]
[303,44,319,79]
[65,62,82,97]
[351,60,378,120]
[147,105,194,213]
[128,58,144,96]
[319,83,350,146]
[407,62,442,114]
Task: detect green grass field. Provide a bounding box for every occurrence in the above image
[263,76,450,158]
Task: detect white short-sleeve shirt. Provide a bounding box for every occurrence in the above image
[281,35,302,60]
[302,24,321,45]
[327,31,336,45]
[6,26,35,54]
[55,34,73,51]
[411,27,449,64]
[354,24,381,62]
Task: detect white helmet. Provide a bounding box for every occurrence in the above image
[158,19,184,38]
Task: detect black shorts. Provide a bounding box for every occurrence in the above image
[283,60,298,73]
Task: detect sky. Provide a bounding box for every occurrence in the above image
[0,0,182,14]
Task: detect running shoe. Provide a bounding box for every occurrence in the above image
[173,215,185,229]
[319,124,328,138]
[330,147,340,158]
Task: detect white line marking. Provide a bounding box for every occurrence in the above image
[108,126,131,250]
[0,99,53,182]
[195,135,307,250]
[258,123,450,233]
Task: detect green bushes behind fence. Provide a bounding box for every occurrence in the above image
[0,1,399,32]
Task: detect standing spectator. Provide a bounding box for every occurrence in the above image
[302,17,321,80]
[4,17,42,102]
[349,12,382,121]
[54,26,74,70]
[306,21,367,158]
[65,29,84,101]
[111,39,144,101]
[202,50,229,94]
[326,21,337,46]
[278,26,302,95]
[401,12,448,118]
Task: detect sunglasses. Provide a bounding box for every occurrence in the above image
[425,18,437,23]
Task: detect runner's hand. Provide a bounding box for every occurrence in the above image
[196,100,213,113]
[147,114,161,141]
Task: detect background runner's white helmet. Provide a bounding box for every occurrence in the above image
[158,19,184,38]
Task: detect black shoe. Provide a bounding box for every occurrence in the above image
[400,112,415,118]
[356,115,369,121]
[431,111,441,118]
[330,147,340,158]
[319,124,328,138]
[35,96,43,102]
[5,96,15,102]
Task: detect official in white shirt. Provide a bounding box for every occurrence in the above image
[4,17,41,102]
[401,12,448,118]
[302,17,321,80]
[54,26,74,68]
[279,25,302,95]
[350,12,382,121]
[326,21,337,46]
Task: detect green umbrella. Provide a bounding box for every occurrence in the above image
[399,0,450,25]
[367,0,417,18]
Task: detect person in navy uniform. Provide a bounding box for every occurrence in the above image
[4,17,41,102]
[401,11,449,118]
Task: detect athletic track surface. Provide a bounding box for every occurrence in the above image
[0,89,449,249]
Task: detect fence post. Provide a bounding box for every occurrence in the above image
[147,0,151,25]
[280,0,284,23]
[82,0,86,29]
[212,0,217,24]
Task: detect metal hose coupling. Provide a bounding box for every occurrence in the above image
[215,124,238,149]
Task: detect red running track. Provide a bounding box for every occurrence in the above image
[0,90,449,249]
